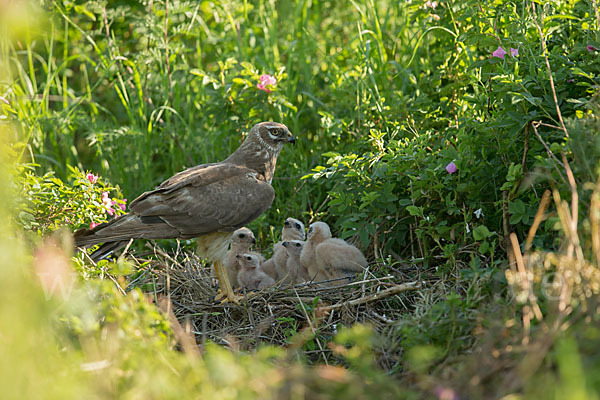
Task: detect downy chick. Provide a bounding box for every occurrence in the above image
[301,221,331,282]
[262,217,305,280]
[236,253,275,290]
[222,227,262,288]
[282,240,309,283]
[301,221,367,285]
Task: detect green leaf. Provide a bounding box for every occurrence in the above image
[473,225,494,240]
[74,4,96,21]
[510,214,523,224]
[406,205,422,216]
[508,199,526,215]
[359,228,369,246]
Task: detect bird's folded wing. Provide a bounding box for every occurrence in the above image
[129,163,275,237]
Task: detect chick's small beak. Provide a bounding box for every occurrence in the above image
[252,237,256,245]
[287,131,296,144]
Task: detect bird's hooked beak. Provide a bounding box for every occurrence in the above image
[282,241,289,247]
[286,130,296,145]
[252,237,256,245]
[236,254,243,260]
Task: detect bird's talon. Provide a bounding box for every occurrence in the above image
[214,291,225,301]
[214,289,243,304]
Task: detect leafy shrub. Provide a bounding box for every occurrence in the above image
[16,165,126,236]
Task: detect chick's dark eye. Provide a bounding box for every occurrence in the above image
[295,243,301,247]
[295,223,300,229]
[239,233,246,238]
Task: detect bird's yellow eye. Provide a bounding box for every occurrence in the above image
[269,127,282,136]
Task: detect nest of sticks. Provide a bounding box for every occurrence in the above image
[129,243,421,364]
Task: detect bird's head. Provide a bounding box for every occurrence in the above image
[250,122,295,153]
[231,227,256,246]
[226,121,295,182]
[282,240,304,255]
[307,221,332,243]
[282,217,305,240]
[236,253,260,269]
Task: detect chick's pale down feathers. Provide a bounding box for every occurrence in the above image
[262,217,305,281]
[282,218,305,241]
[282,240,308,283]
[236,253,275,289]
[301,221,332,281]
[221,227,262,288]
[302,221,367,285]
[315,238,367,279]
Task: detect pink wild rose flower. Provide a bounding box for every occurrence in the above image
[587,45,597,52]
[86,173,98,184]
[90,221,99,229]
[446,162,458,174]
[257,74,277,92]
[119,199,127,212]
[510,48,519,57]
[101,191,116,216]
[492,46,507,59]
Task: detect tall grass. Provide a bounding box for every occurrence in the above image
[4,0,440,224]
[3,0,600,398]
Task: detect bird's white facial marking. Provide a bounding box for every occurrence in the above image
[253,129,281,154]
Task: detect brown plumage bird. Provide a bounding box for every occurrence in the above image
[282,240,309,283]
[236,253,275,290]
[74,122,295,302]
[261,217,305,281]
[222,227,263,288]
[301,221,367,285]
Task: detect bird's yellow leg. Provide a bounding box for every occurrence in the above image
[213,260,242,304]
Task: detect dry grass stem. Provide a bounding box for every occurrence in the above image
[525,189,551,252]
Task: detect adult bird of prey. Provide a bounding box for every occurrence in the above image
[74,121,295,302]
